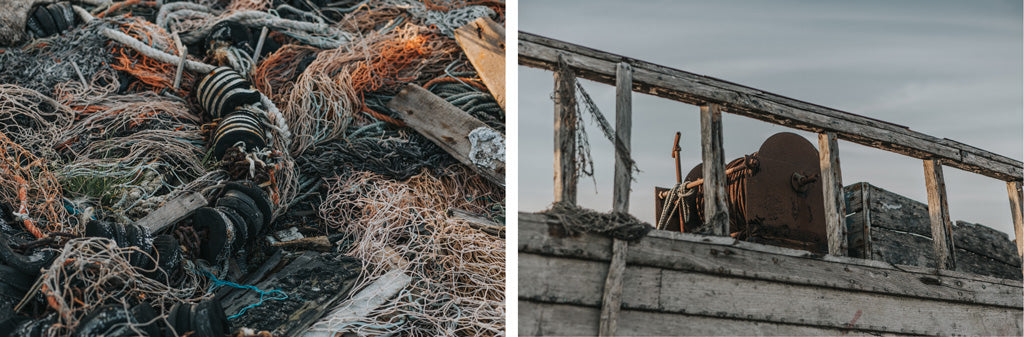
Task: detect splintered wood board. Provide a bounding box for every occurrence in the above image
[388,84,504,186]
[454,16,505,110]
[135,192,206,233]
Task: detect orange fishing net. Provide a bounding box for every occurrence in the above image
[110,19,197,97]
[0,131,69,238]
[252,44,319,103]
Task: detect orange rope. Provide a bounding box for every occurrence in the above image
[95,0,158,18]
[423,76,488,92]
[361,105,405,127]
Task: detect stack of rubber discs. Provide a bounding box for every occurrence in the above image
[194,181,273,264]
[196,67,261,119]
[164,299,231,337]
[1,315,55,337]
[211,107,267,159]
[71,303,162,337]
[84,221,184,283]
[24,2,76,39]
[195,67,268,159]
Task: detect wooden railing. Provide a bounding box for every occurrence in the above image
[519,31,1024,335]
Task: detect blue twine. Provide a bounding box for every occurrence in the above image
[198,269,288,319]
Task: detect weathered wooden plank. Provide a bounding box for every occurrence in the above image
[303,270,412,337]
[518,32,1023,181]
[699,104,728,235]
[453,16,505,110]
[598,239,626,336]
[135,192,206,233]
[598,62,634,337]
[923,159,956,270]
[612,62,632,213]
[818,132,847,256]
[520,300,910,336]
[848,183,1019,267]
[1009,181,1023,274]
[519,212,1023,307]
[553,54,577,204]
[859,182,872,259]
[519,253,1023,336]
[449,208,504,237]
[387,84,504,186]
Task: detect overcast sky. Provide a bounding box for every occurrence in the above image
[518,0,1024,238]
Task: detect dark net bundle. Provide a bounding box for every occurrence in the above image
[0,18,121,95]
[425,74,504,132]
[297,127,456,182]
[543,202,652,242]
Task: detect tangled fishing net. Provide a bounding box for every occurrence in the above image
[543,202,652,242]
[0,0,504,334]
[34,237,206,335]
[314,168,504,336]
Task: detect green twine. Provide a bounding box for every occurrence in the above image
[198,269,288,319]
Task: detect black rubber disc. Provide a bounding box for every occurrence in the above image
[224,181,273,229]
[217,206,248,252]
[217,191,260,240]
[32,6,57,37]
[194,207,227,263]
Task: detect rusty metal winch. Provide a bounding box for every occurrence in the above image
[655,132,828,253]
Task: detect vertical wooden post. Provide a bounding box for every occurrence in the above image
[818,132,848,256]
[612,62,633,213]
[923,159,956,270]
[553,54,577,205]
[699,104,729,236]
[1007,181,1023,276]
[599,62,632,337]
[860,182,872,259]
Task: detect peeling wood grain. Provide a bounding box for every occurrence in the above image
[519,212,1023,308]
[519,253,1023,336]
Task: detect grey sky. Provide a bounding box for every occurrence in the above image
[518,0,1024,238]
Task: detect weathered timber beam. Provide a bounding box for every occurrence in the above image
[518,31,1022,181]
[519,212,1023,307]
[818,132,847,256]
[553,54,577,204]
[519,253,1023,336]
[454,17,505,110]
[700,104,729,236]
[388,84,504,186]
[1008,181,1023,277]
[598,62,633,337]
[923,159,957,270]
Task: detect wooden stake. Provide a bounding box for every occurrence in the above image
[553,54,577,204]
[818,132,848,256]
[172,33,186,90]
[1007,181,1023,276]
[699,104,729,236]
[923,159,956,270]
[252,26,269,68]
[599,62,633,337]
